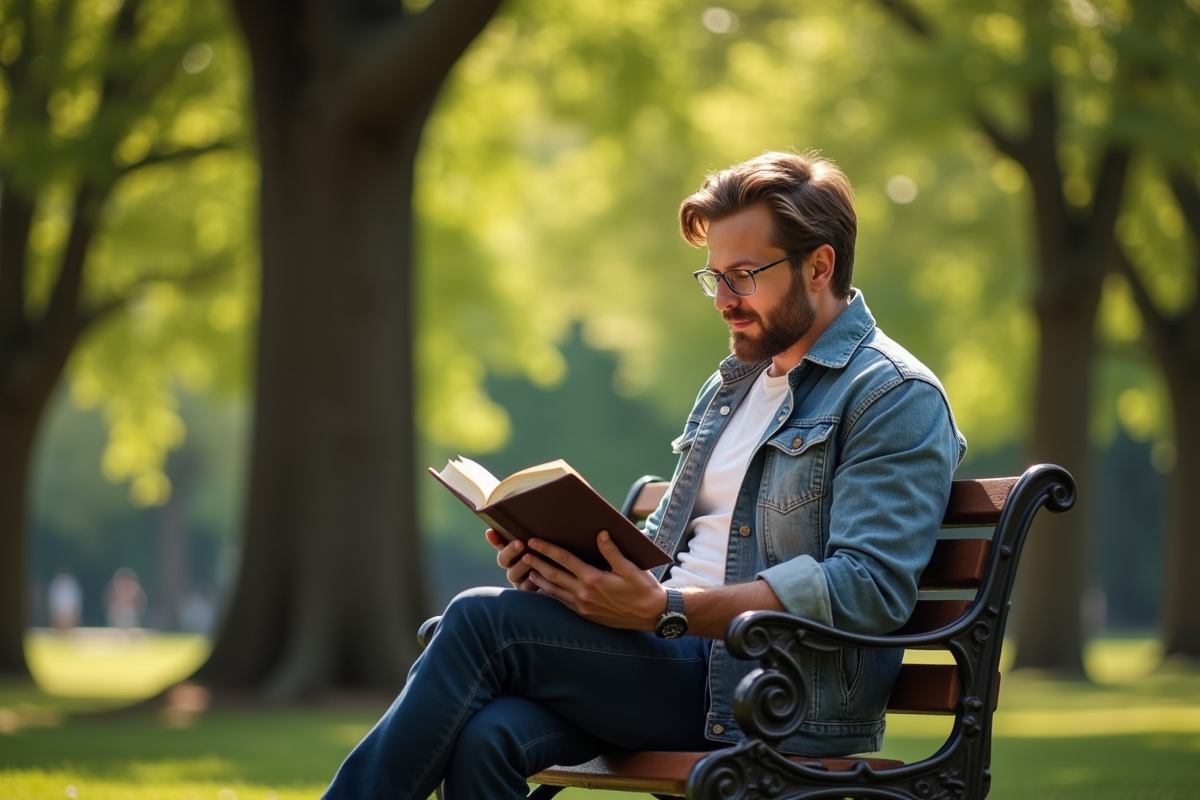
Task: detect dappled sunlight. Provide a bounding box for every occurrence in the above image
[994,705,1200,738]
[127,756,238,783]
[0,770,320,800]
[26,631,210,700]
[1086,636,1163,683]
[890,636,1200,740]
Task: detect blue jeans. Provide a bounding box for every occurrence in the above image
[323,587,716,800]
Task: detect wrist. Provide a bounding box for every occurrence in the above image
[654,587,689,639]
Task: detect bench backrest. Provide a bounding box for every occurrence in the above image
[621,476,1017,716]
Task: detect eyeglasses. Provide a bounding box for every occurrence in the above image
[692,253,801,298]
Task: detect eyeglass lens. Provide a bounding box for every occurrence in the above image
[698,270,756,297]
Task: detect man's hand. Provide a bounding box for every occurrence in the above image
[521,532,667,630]
[484,529,537,592]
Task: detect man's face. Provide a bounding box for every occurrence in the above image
[704,204,816,364]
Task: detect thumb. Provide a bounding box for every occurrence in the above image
[596,530,634,573]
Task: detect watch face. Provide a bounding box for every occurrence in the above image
[656,612,688,639]
[660,620,687,639]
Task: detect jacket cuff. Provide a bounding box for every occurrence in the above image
[758,555,833,626]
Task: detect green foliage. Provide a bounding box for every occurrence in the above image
[413,0,1199,463]
[1,0,256,507]
[11,0,1197,510]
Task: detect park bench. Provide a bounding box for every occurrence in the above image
[420,462,1076,800]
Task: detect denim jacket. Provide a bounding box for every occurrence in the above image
[644,290,966,756]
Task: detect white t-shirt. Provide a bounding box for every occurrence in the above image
[664,368,791,587]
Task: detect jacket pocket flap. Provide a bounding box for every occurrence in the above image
[670,420,701,454]
[766,421,835,456]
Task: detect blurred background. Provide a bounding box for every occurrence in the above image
[1,0,1198,796]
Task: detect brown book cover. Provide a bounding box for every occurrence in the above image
[428,468,673,571]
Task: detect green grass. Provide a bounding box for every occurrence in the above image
[2,632,1198,799]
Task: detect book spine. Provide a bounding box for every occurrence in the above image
[480,506,528,545]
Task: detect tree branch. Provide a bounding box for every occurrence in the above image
[871,0,933,39]
[83,259,233,327]
[336,0,506,129]
[974,111,1027,166]
[1114,241,1173,347]
[3,0,37,89]
[39,183,100,344]
[118,140,243,178]
[0,179,36,351]
[1168,170,1200,243]
[1084,146,1132,248]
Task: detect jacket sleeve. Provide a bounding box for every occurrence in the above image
[757,376,961,633]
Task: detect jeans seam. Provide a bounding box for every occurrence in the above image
[404,656,493,800]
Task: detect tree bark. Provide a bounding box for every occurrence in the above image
[989,92,1128,675]
[1161,365,1200,660]
[1012,286,1097,674]
[0,408,39,676]
[0,181,92,677]
[195,0,504,700]
[1120,174,1200,663]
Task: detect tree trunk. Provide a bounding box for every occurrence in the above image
[197,93,429,701]
[0,408,39,676]
[1012,290,1097,675]
[1,180,90,677]
[1004,112,1127,673]
[195,0,503,700]
[1159,340,1200,660]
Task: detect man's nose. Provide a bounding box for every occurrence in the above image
[713,277,739,311]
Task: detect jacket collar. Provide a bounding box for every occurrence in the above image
[717,289,875,380]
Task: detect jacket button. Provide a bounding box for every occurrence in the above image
[719,405,730,415]
[793,437,804,448]
[738,525,751,537]
[712,724,725,735]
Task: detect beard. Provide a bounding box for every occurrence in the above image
[725,275,817,363]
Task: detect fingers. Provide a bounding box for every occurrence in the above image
[595,531,635,574]
[484,528,510,552]
[525,538,586,577]
[486,532,536,590]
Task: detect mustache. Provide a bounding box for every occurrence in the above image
[723,309,759,324]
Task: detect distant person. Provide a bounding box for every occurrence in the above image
[105,568,147,631]
[48,567,82,633]
[181,587,215,634]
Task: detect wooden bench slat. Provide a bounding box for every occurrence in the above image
[942,477,1016,527]
[920,538,990,589]
[896,599,973,636]
[532,751,905,795]
[887,663,960,714]
[629,482,668,520]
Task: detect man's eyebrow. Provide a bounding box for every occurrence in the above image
[703,258,759,272]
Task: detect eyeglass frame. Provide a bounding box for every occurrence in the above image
[691,252,805,298]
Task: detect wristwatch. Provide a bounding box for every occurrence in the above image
[655,588,689,639]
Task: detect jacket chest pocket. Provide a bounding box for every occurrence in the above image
[671,419,701,454]
[759,421,834,514]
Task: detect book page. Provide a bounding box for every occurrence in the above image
[436,457,500,509]
[489,459,577,504]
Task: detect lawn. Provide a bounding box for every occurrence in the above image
[1,631,1198,799]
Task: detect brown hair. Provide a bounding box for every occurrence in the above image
[679,151,857,298]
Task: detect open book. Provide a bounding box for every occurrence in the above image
[429,457,673,571]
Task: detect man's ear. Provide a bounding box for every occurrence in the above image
[806,244,837,292]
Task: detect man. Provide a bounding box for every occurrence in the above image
[324,151,966,799]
